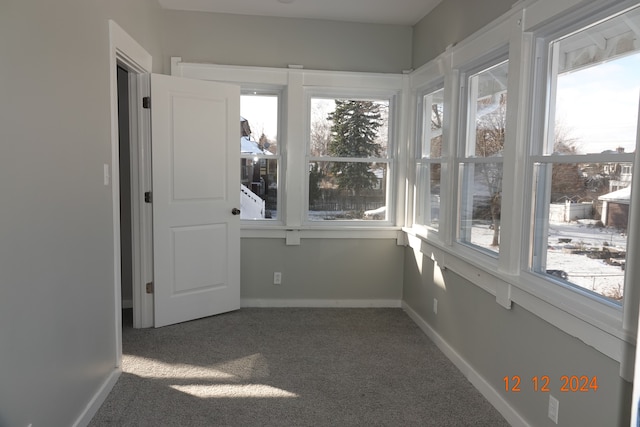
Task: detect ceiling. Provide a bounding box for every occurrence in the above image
[157,0,443,26]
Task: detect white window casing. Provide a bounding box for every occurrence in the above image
[171,59,403,238]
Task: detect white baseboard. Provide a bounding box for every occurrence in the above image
[73,368,121,427]
[402,301,530,427]
[241,298,402,308]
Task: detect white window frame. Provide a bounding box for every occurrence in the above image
[304,88,398,227]
[407,52,457,246]
[521,0,640,335]
[170,59,404,239]
[414,82,445,233]
[455,53,509,260]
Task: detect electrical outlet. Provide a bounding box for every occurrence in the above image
[433,298,438,314]
[273,272,282,285]
[548,395,559,424]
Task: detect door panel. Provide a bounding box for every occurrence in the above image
[151,73,240,328]
[172,224,227,293]
[171,95,227,201]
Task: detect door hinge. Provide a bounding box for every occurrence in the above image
[146,282,154,294]
[144,191,152,203]
[142,96,151,109]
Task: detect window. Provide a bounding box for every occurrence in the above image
[240,93,280,221]
[307,95,393,222]
[415,86,444,230]
[458,59,509,254]
[172,63,403,231]
[530,5,640,303]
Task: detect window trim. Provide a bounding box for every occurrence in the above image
[240,89,284,224]
[303,87,399,227]
[409,50,457,246]
[522,0,640,334]
[525,1,639,352]
[454,51,509,259]
[523,0,639,363]
[414,83,445,232]
[171,60,404,235]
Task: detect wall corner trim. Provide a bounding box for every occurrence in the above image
[73,368,121,427]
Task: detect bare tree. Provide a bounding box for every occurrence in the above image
[310,105,333,182]
[474,93,506,247]
[310,117,331,157]
[550,124,588,202]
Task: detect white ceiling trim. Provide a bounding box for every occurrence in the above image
[158,0,443,26]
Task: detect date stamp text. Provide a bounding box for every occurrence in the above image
[503,375,598,393]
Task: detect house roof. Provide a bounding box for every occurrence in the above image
[599,186,631,204]
[241,136,273,155]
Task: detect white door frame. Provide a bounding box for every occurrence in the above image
[108,20,154,366]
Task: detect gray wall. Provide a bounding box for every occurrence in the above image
[241,239,404,302]
[0,1,162,426]
[403,245,633,426]
[158,10,411,304]
[412,0,517,68]
[160,11,413,73]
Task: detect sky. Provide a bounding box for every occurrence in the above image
[240,94,279,141]
[556,52,640,154]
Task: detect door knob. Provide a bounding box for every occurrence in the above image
[232,208,241,215]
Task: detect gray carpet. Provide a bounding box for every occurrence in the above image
[90,308,509,426]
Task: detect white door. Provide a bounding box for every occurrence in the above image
[151,73,240,328]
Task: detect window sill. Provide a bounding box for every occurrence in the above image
[241,225,404,242]
[403,226,635,379]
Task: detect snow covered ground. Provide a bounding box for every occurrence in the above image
[471,220,627,301]
[308,210,381,221]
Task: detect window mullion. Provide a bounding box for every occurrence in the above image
[621,105,640,332]
[531,163,553,273]
[465,74,479,158]
[440,67,458,246]
[308,156,388,163]
[531,153,636,163]
[545,41,560,155]
[458,163,475,243]
[284,71,305,228]
[498,20,531,276]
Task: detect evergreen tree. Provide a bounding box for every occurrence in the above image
[327,100,383,193]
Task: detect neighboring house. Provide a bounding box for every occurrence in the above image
[240,116,273,219]
[599,185,631,229]
[601,148,633,192]
[597,148,632,229]
[609,163,633,192]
